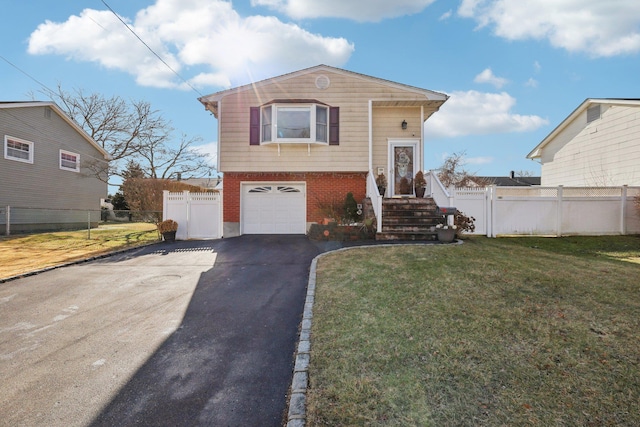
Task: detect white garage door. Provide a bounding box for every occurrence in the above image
[241,183,306,234]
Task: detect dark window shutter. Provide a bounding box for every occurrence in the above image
[329,107,339,145]
[249,107,260,145]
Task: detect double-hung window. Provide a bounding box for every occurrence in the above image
[4,136,34,163]
[60,150,80,172]
[261,103,329,144]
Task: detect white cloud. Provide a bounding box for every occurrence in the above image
[425,90,549,139]
[439,10,453,21]
[28,0,355,90]
[458,0,640,57]
[533,60,541,73]
[525,78,538,88]
[251,0,436,22]
[474,68,508,88]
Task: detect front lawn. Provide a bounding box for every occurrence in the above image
[0,222,158,280]
[308,236,640,426]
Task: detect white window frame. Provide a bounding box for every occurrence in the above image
[4,135,34,164]
[260,103,328,145]
[59,149,80,172]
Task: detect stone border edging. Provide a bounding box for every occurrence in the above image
[286,240,463,426]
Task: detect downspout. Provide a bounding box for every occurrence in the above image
[368,100,373,171]
[420,105,424,172]
[216,103,222,172]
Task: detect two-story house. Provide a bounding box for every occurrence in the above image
[198,65,448,237]
[527,98,640,186]
[1,101,110,233]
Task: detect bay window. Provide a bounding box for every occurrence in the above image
[262,103,327,143]
[250,101,338,146]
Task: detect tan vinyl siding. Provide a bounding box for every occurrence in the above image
[541,105,640,186]
[371,106,424,174]
[218,70,436,173]
[0,105,107,210]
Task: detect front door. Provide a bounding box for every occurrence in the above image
[389,140,419,197]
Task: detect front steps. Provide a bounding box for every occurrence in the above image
[376,197,442,241]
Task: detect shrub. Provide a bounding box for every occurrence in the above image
[157,219,178,233]
[344,192,360,223]
[454,211,475,237]
[414,170,426,189]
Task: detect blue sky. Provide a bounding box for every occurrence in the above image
[2,0,640,184]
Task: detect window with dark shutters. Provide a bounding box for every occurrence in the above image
[250,103,339,145]
[249,107,260,145]
[329,107,339,145]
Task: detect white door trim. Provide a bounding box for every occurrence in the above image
[388,139,420,197]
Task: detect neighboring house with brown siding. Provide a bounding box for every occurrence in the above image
[198,64,448,237]
[527,99,640,186]
[0,101,110,233]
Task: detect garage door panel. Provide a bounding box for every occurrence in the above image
[242,184,306,234]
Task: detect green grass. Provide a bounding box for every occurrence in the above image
[0,222,159,279]
[308,236,640,426]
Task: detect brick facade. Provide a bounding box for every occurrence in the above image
[223,172,367,223]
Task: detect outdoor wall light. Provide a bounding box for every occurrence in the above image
[401,120,407,130]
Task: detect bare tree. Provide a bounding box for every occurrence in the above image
[44,85,214,184]
[136,132,210,179]
[437,151,489,188]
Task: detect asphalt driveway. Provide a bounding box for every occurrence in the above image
[0,235,321,427]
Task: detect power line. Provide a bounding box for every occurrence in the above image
[0,108,110,165]
[100,0,204,96]
[0,55,56,97]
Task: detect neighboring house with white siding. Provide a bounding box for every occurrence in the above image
[1,101,110,233]
[527,99,640,186]
[198,64,448,237]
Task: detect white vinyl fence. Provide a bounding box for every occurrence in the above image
[163,191,222,240]
[443,185,640,237]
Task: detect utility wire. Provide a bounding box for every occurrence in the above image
[0,54,56,97]
[100,0,204,96]
[0,108,110,165]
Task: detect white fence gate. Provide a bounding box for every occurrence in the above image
[162,191,221,240]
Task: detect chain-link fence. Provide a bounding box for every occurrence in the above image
[0,206,162,235]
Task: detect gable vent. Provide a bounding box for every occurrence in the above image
[586,105,601,123]
[315,75,330,90]
[44,107,52,119]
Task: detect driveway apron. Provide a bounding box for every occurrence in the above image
[0,235,320,427]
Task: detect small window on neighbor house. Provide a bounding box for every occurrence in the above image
[60,150,80,172]
[4,136,34,164]
[587,105,601,123]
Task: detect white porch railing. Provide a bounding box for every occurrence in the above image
[425,170,452,207]
[366,171,639,237]
[366,170,383,232]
